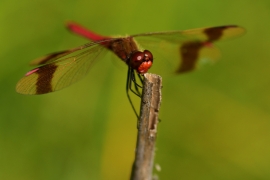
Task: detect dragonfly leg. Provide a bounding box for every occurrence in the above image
[137,73,144,85]
[130,71,143,97]
[128,69,142,97]
[126,66,140,119]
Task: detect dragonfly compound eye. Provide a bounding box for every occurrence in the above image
[143,50,153,62]
[130,51,145,69]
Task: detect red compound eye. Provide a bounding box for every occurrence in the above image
[130,51,144,69]
[143,50,153,62]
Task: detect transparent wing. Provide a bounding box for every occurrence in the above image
[132,25,245,75]
[16,43,107,95]
[29,48,81,66]
[29,41,103,66]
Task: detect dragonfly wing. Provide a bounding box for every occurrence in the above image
[16,44,107,95]
[133,25,245,75]
[29,47,81,66]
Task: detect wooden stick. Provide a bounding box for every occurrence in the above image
[130,73,162,180]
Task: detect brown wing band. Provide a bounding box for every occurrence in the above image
[177,26,233,73]
[177,41,204,73]
[36,64,58,94]
[204,26,235,42]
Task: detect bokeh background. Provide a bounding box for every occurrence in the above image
[1,0,270,179]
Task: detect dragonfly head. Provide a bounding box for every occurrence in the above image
[129,50,153,74]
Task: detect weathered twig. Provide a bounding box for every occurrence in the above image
[130,73,162,180]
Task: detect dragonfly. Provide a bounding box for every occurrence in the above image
[16,22,245,117]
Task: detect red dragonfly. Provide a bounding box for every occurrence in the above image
[16,22,244,115]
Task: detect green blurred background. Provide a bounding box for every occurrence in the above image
[1,0,270,179]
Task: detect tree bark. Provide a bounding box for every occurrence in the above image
[130,73,162,180]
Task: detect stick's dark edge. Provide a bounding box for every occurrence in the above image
[130,73,162,180]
